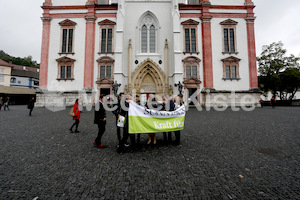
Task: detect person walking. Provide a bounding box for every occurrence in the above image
[69,99,81,133]
[259,98,264,108]
[94,94,107,148]
[0,97,3,111]
[28,97,35,116]
[4,97,10,111]
[271,96,276,108]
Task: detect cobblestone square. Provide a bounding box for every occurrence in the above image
[0,106,300,199]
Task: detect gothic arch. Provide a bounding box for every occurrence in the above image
[131,58,167,95]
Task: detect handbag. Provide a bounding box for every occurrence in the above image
[69,107,75,117]
[117,116,126,127]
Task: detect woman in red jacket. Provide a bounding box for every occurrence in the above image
[70,99,81,133]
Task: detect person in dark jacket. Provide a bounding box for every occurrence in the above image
[28,97,35,116]
[70,99,81,133]
[94,94,107,148]
[162,96,175,144]
[113,93,124,143]
[173,95,183,145]
[118,95,135,152]
[4,97,10,111]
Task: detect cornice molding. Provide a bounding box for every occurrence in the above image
[220,19,238,26]
[56,56,76,63]
[245,16,256,24]
[98,19,116,25]
[221,56,241,63]
[200,15,212,23]
[59,19,77,26]
[85,15,97,23]
[181,19,199,25]
[96,56,115,64]
[41,17,52,24]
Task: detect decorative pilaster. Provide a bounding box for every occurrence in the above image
[43,0,52,6]
[244,0,254,6]
[83,15,97,89]
[201,14,213,88]
[128,39,132,91]
[164,39,169,92]
[39,17,52,88]
[245,16,258,88]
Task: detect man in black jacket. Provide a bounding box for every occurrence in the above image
[94,94,107,148]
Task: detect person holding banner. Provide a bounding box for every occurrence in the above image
[162,96,175,144]
[118,95,136,152]
[113,93,124,143]
[173,95,183,145]
[145,94,158,145]
[94,94,107,148]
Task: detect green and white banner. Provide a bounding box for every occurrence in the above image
[129,101,186,134]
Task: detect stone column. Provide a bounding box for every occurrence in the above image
[39,17,52,88]
[164,39,169,94]
[128,39,132,91]
[83,13,97,89]
[245,16,258,88]
[201,13,213,88]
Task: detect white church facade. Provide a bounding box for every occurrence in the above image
[37,0,260,107]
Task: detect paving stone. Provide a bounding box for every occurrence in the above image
[0,106,299,199]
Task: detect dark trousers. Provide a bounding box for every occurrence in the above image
[115,116,121,141]
[163,132,172,143]
[174,131,180,145]
[4,104,9,110]
[70,119,80,131]
[29,108,33,116]
[95,122,106,145]
[120,127,135,147]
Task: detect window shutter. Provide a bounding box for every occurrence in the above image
[62,29,68,53]
[100,66,106,79]
[68,29,73,53]
[150,25,155,53]
[61,66,66,79]
[101,29,107,53]
[191,28,196,52]
[185,29,190,52]
[224,28,229,52]
[107,29,112,53]
[229,28,235,53]
[66,66,72,79]
[141,25,147,53]
[186,66,191,78]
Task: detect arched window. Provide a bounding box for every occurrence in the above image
[141,25,148,53]
[139,12,158,53]
[150,25,156,53]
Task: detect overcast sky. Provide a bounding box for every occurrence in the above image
[0,0,299,63]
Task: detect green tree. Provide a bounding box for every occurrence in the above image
[279,68,300,100]
[257,41,300,100]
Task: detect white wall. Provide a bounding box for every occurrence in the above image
[48,18,86,91]
[52,0,86,6]
[210,0,245,6]
[211,17,250,91]
[124,2,173,75]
